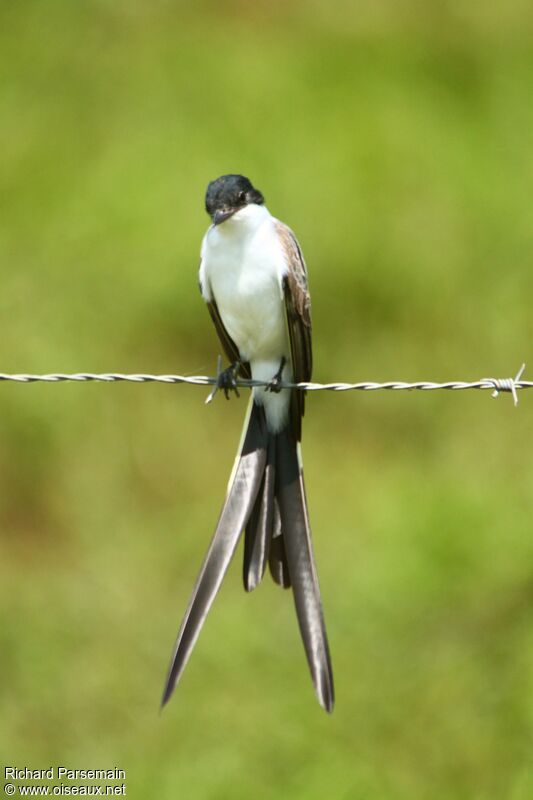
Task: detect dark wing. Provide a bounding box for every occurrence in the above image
[200,274,251,380]
[275,221,312,441]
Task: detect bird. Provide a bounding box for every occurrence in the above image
[161,174,334,712]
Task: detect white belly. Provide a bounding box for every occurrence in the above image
[211,263,287,363]
[201,211,292,432]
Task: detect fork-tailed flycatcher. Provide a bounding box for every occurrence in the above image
[162,174,334,712]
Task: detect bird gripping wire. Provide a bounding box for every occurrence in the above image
[0,363,530,405]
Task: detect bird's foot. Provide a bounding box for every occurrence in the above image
[218,361,241,399]
[205,357,241,404]
[265,357,286,394]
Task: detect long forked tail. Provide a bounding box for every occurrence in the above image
[162,401,334,712]
[275,428,334,713]
[161,401,267,707]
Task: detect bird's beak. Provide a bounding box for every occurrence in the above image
[213,208,237,226]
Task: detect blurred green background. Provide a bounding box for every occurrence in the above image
[0,1,532,798]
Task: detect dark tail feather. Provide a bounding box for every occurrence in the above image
[268,501,291,588]
[243,436,276,591]
[276,428,335,713]
[161,401,267,707]
[245,432,292,591]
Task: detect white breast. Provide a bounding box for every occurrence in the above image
[199,204,293,432]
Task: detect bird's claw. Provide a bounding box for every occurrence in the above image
[218,363,240,400]
[265,357,286,394]
[205,357,240,404]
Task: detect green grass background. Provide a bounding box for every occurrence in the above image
[0,2,532,798]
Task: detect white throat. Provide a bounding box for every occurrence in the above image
[200,203,292,433]
[213,202,270,237]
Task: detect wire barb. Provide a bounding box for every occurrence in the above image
[205,355,223,405]
[0,363,530,402]
[483,363,526,407]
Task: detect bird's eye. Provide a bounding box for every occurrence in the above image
[238,191,246,203]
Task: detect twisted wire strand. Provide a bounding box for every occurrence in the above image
[0,364,529,404]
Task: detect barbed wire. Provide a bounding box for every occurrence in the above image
[0,363,529,406]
